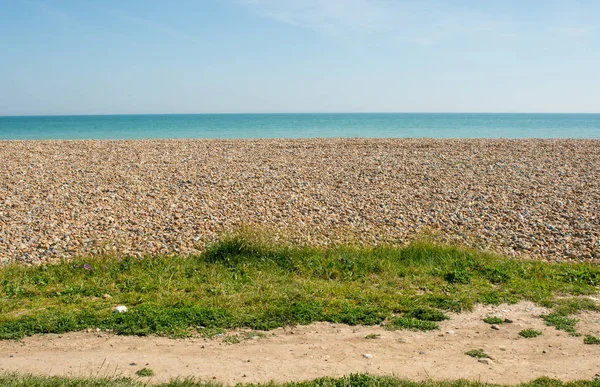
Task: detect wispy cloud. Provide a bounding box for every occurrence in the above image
[241,0,505,46]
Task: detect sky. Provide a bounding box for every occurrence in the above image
[0,0,599,115]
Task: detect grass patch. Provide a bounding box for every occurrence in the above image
[388,317,439,331]
[365,333,381,339]
[465,349,490,359]
[482,316,503,325]
[404,307,449,322]
[541,313,579,335]
[583,335,600,345]
[0,232,599,339]
[519,329,542,338]
[0,373,598,386]
[134,368,154,377]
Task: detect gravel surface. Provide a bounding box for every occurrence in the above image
[0,139,599,264]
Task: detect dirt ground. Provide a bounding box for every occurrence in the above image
[1,302,599,385]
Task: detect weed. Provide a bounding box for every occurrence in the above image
[135,368,154,377]
[404,307,449,322]
[465,349,490,359]
[542,313,579,335]
[519,329,542,338]
[483,316,504,325]
[583,335,600,345]
[388,317,439,331]
[364,333,380,339]
[223,335,240,344]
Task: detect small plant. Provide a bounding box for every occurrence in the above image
[198,327,225,338]
[405,307,449,322]
[388,317,439,331]
[223,335,241,344]
[465,349,490,359]
[444,268,471,284]
[519,329,542,338]
[242,331,267,340]
[365,333,380,339]
[483,316,503,325]
[542,313,579,335]
[583,335,600,345]
[135,368,154,377]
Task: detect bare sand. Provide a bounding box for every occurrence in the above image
[1,139,599,264]
[1,302,599,384]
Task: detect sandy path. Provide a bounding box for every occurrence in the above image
[1,302,599,384]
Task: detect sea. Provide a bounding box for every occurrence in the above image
[0,113,599,140]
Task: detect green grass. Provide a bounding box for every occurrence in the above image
[0,373,599,387]
[465,349,490,359]
[539,298,600,337]
[0,232,599,339]
[482,317,504,325]
[1,373,600,387]
[541,313,579,335]
[134,368,154,377]
[583,335,600,345]
[519,329,542,338]
[365,333,381,339]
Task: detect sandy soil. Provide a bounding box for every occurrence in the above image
[1,302,599,384]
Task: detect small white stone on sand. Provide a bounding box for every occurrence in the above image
[362,354,373,359]
[114,305,128,313]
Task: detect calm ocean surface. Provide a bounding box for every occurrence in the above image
[0,113,599,140]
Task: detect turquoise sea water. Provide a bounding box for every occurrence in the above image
[0,113,599,140]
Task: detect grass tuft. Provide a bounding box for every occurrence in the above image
[519,329,542,338]
[482,316,503,325]
[388,317,439,331]
[541,313,579,335]
[135,368,154,377]
[465,349,490,359]
[583,335,600,345]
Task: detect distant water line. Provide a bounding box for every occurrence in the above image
[0,113,599,140]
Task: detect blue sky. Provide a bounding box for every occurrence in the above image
[1,0,599,115]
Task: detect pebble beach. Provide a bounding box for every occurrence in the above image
[0,139,599,264]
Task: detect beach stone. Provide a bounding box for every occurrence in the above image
[114,305,128,313]
[0,139,599,264]
[362,354,373,359]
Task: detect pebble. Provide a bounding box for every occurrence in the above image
[1,139,599,264]
[491,325,500,330]
[478,358,493,365]
[362,354,373,359]
[114,305,128,313]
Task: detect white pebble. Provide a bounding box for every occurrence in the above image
[114,305,128,313]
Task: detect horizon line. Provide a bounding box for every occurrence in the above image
[2,111,600,118]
